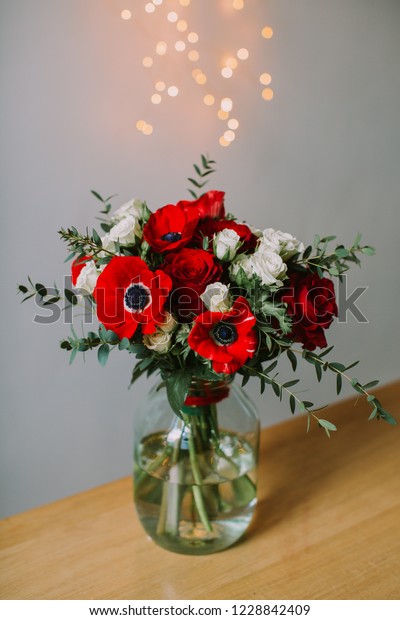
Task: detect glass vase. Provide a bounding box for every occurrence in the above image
[133,377,260,555]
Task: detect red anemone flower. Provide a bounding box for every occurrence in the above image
[178,190,226,220]
[94,256,172,340]
[143,204,198,253]
[188,296,258,374]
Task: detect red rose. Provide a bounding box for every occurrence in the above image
[143,204,198,253]
[193,218,257,253]
[188,297,258,374]
[281,272,338,350]
[162,248,222,321]
[71,255,92,285]
[179,190,225,220]
[94,256,172,339]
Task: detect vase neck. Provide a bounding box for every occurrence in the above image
[184,377,232,407]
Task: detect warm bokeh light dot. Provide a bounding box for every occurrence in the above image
[233,0,244,10]
[179,0,190,5]
[151,93,162,104]
[260,72,272,85]
[262,87,274,101]
[155,81,166,92]
[188,50,199,61]
[177,20,188,32]
[121,9,132,20]
[142,124,153,135]
[187,32,199,44]
[136,120,146,131]
[224,130,236,142]
[261,26,274,39]
[195,73,207,85]
[219,136,230,147]
[203,94,215,106]
[237,48,249,60]
[156,41,167,55]
[221,67,233,78]
[228,118,239,130]
[226,57,238,69]
[221,97,233,112]
[192,68,202,78]
[217,110,229,120]
[142,56,153,68]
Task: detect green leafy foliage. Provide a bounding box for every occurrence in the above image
[187,154,216,198]
[295,233,376,278]
[165,370,193,418]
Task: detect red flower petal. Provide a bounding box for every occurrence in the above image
[179,190,226,220]
[71,255,92,286]
[188,296,258,374]
[143,204,198,253]
[94,256,172,338]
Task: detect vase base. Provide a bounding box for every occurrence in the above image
[137,498,257,555]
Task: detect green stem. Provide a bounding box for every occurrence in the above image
[157,422,184,537]
[183,414,213,533]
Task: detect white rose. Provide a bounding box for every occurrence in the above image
[143,329,172,354]
[251,247,287,286]
[200,283,232,313]
[158,312,178,333]
[108,215,141,246]
[213,228,242,261]
[260,228,305,259]
[229,255,255,281]
[74,260,99,294]
[100,233,116,255]
[112,198,147,222]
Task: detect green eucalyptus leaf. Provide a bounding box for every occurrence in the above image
[98,343,110,367]
[104,330,120,345]
[362,246,375,256]
[362,380,379,390]
[271,381,281,398]
[287,349,297,372]
[92,228,102,246]
[35,283,47,297]
[334,247,349,258]
[318,419,337,432]
[118,338,130,350]
[69,348,78,365]
[91,190,105,203]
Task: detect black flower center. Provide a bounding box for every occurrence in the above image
[212,322,238,346]
[161,232,182,243]
[124,284,150,312]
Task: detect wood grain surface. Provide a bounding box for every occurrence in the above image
[1,381,399,600]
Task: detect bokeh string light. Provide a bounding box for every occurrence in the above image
[127,1,273,146]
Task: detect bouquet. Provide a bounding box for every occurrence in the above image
[18,155,395,553]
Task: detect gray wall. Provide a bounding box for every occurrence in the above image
[1,0,399,517]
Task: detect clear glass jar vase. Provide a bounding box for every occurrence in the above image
[133,377,260,555]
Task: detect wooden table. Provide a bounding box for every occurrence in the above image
[1,382,399,600]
